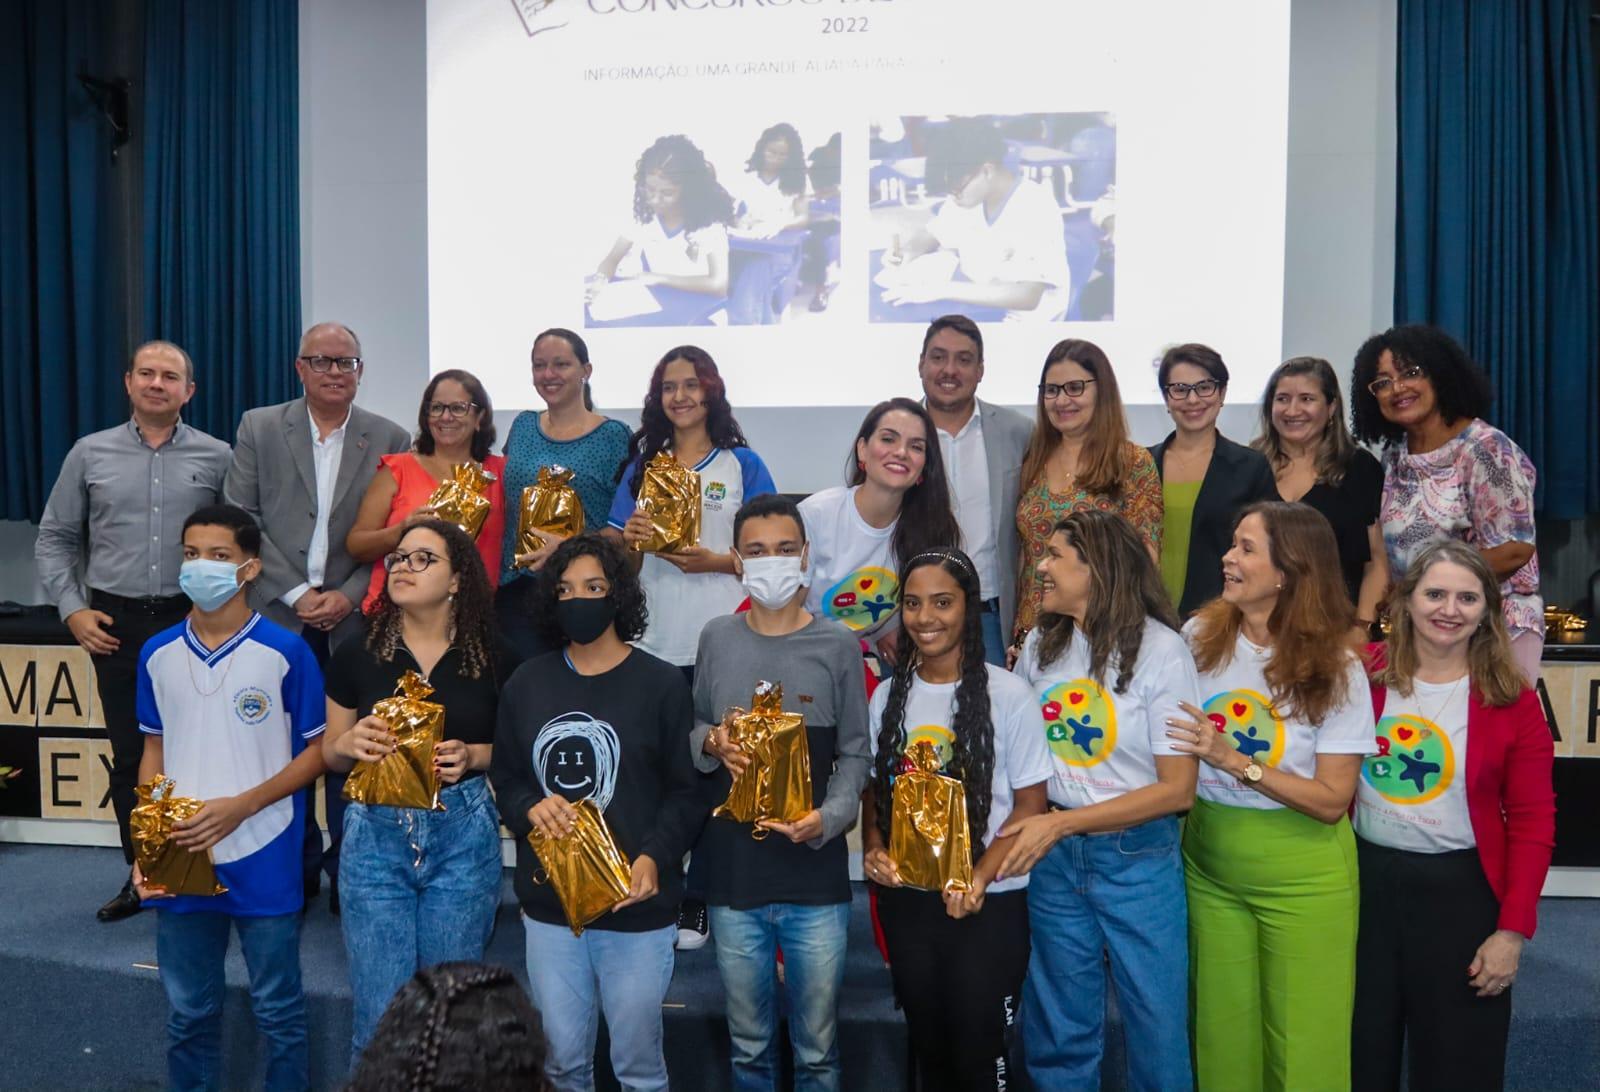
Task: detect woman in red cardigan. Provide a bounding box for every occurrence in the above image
[1352,539,1555,1091]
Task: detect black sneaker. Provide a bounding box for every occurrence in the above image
[675,898,709,950]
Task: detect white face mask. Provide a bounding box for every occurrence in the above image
[739,553,807,610]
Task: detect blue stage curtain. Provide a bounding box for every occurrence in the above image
[142,0,301,441]
[1395,0,1600,518]
[0,1,125,521]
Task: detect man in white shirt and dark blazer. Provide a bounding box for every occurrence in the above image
[918,315,1034,664]
[224,321,411,909]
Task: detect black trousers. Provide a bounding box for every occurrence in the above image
[877,885,1030,1092]
[88,590,191,865]
[1352,837,1513,1092]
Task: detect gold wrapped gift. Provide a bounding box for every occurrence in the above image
[515,465,583,563]
[631,451,701,553]
[528,799,633,935]
[1545,604,1589,634]
[130,776,228,897]
[342,671,446,811]
[713,682,813,838]
[426,462,496,540]
[889,739,973,894]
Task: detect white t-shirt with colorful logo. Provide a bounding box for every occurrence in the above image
[798,485,901,639]
[1186,626,1376,809]
[1353,680,1475,852]
[868,664,1055,894]
[608,445,776,666]
[1014,619,1201,809]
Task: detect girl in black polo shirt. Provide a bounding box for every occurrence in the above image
[321,518,517,1062]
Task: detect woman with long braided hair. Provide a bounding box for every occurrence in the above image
[323,519,519,1061]
[345,961,550,1091]
[860,548,1052,1092]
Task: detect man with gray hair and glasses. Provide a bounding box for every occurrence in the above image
[35,340,232,922]
[225,322,410,912]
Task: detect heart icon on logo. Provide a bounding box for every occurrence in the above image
[1042,701,1062,720]
[860,578,874,590]
[1395,726,1414,742]
[1068,691,1085,705]
[1208,714,1227,733]
[1231,701,1248,718]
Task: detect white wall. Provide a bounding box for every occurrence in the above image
[0,0,1398,604]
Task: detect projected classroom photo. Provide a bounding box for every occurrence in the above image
[583,125,843,329]
[868,112,1116,325]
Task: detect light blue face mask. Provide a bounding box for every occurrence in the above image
[179,559,245,612]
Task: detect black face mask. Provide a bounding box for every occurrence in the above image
[556,596,617,646]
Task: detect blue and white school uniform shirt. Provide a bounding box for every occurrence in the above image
[608,446,776,666]
[137,613,326,916]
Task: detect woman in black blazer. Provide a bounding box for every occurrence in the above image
[1148,343,1278,616]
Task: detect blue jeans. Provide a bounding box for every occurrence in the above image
[523,916,677,1092]
[979,601,1005,666]
[709,902,852,1092]
[156,909,308,1092]
[339,775,504,1058]
[1023,815,1191,1092]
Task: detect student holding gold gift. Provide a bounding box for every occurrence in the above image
[490,534,703,1092]
[347,370,506,615]
[132,505,329,1092]
[860,549,1052,1092]
[999,509,1200,1091]
[498,329,633,656]
[322,518,518,1060]
[690,494,872,1092]
[1164,501,1376,1091]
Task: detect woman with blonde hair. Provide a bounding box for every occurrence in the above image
[1165,500,1376,1091]
[1351,539,1554,1091]
[1012,339,1161,645]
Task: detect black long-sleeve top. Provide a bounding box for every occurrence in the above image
[489,647,703,932]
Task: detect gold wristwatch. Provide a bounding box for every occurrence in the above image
[1237,761,1264,784]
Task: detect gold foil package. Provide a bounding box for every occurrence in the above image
[713,682,813,838]
[1545,604,1589,634]
[130,776,228,897]
[342,671,447,811]
[426,461,496,540]
[889,739,974,894]
[528,799,633,935]
[515,465,583,563]
[631,451,701,553]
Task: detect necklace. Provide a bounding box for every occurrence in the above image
[184,632,239,697]
[1409,672,1467,726]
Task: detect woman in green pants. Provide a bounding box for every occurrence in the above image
[1165,501,1376,1091]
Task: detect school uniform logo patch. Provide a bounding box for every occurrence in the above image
[233,687,272,725]
[705,481,727,502]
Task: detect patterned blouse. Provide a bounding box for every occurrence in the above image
[1014,442,1163,635]
[1380,418,1542,639]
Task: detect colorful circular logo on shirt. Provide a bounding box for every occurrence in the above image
[1040,679,1117,767]
[233,687,272,725]
[1363,714,1455,805]
[1202,689,1285,768]
[823,566,898,632]
[903,724,955,772]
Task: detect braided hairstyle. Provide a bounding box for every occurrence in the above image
[344,961,549,1092]
[872,548,996,857]
[365,519,496,679]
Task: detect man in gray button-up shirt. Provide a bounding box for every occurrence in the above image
[34,341,231,921]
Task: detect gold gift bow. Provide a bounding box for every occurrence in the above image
[527,798,633,936]
[130,776,228,897]
[888,739,974,895]
[1545,605,1588,633]
[426,461,496,540]
[630,451,701,553]
[713,682,813,839]
[515,465,583,562]
[342,671,447,811]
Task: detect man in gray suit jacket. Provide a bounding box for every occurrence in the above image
[919,315,1034,664]
[224,321,412,905]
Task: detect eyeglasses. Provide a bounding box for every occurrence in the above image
[1164,379,1222,401]
[1367,364,1426,396]
[299,355,362,374]
[1039,379,1096,400]
[383,549,444,573]
[426,401,479,419]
